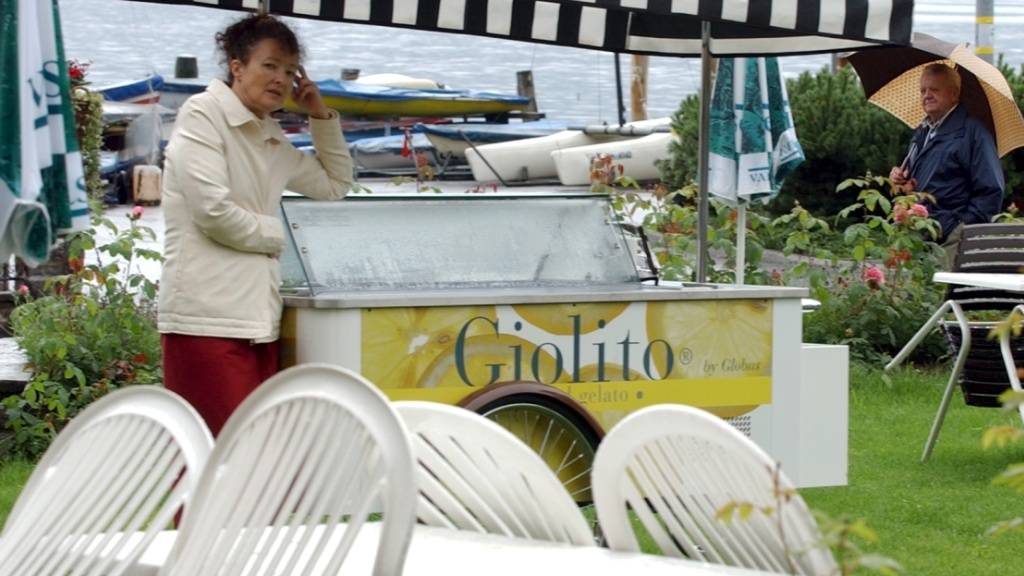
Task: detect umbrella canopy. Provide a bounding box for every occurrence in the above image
[124,0,914,57]
[848,32,1024,158]
[709,58,804,205]
[0,0,89,267]
[708,57,804,284]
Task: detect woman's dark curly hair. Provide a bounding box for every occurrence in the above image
[215,14,302,85]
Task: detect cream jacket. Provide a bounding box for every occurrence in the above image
[158,79,352,341]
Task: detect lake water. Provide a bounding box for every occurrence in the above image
[61,0,1024,124]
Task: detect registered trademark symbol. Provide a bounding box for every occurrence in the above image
[679,348,693,365]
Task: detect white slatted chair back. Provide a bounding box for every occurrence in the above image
[592,405,836,575]
[395,401,594,546]
[0,386,213,576]
[160,364,416,576]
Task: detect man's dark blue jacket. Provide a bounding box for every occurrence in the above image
[908,105,1004,241]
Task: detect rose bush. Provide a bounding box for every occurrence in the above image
[608,169,948,364]
[1,211,163,459]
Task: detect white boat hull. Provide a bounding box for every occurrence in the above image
[551,132,676,186]
[466,117,671,183]
[466,131,616,182]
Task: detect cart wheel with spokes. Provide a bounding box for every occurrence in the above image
[458,382,603,503]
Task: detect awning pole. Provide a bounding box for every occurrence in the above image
[613,53,626,126]
[696,21,712,283]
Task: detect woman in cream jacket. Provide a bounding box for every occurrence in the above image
[159,15,351,434]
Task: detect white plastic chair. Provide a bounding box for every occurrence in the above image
[395,401,594,546]
[592,405,836,575]
[160,363,416,576]
[0,386,213,576]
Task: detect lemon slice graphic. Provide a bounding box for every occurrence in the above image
[361,306,497,388]
[646,300,772,380]
[416,334,559,388]
[513,302,629,335]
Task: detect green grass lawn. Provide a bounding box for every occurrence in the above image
[0,459,32,528]
[1,367,1023,573]
[802,366,1024,575]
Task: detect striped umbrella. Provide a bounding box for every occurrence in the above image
[0,0,89,267]
[123,0,913,57]
[123,0,915,280]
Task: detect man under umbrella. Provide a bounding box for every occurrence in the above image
[889,63,1004,263]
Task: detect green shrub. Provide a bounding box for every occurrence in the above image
[657,95,699,195]
[1,210,162,459]
[614,167,949,364]
[659,67,911,218]
[799,175,947,364]
[609,181,770,284]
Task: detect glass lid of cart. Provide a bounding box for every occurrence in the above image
[279,193,774,434]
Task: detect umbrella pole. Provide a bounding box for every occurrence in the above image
[736,204,746,285]
[614,53,626,126]
[696,21,712,283]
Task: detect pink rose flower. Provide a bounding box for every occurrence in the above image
[129,206,144,220]
[909,203,929,219]
[862,266,885,290]
[16,284,29,297]
[892,204,908,224]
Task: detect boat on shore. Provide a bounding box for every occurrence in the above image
[354,73,443,90]
[95,73,163,104]
[158,76,529,118]
[421,120,569,160]
[287,79,530,118]
[466,118,672,183]
[159,78,206,110]
[551,132,675,185]
[348,133,440,173]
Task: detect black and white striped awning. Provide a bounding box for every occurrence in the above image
[124,0,915,56]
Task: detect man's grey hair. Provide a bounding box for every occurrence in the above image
[922,63,962,94]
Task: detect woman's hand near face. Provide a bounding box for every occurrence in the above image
[293,65,332,119]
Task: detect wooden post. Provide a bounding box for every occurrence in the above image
[516,71,538,114]
[630,55,649,122]
[174,55,198,79]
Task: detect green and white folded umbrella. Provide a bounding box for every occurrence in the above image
[708,57,804,284]
[0,0,89,267]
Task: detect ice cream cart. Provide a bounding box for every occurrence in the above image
[279,188,845,499]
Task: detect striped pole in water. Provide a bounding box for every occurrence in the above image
[976,0,994,63]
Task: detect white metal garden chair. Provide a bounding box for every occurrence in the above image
[0,386,213,576]
[395,401,594,546]
[159,363,416,576]
[591,405,836,575]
